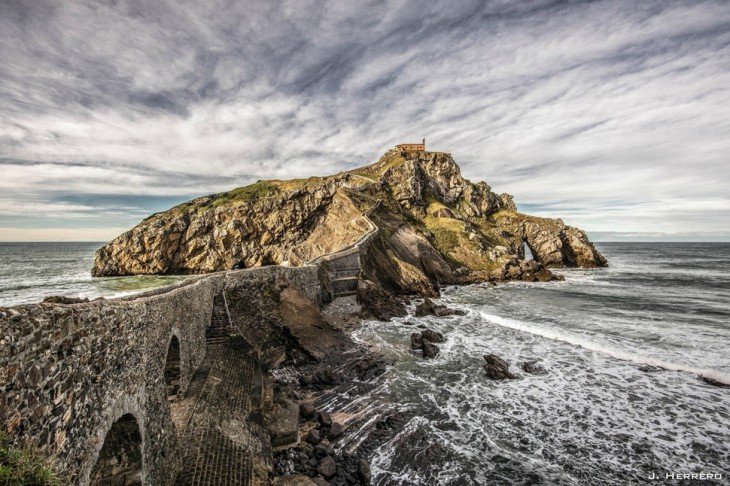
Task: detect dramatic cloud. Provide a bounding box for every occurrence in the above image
[1,0,729,241]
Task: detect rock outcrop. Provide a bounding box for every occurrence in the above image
[93,149,607,296]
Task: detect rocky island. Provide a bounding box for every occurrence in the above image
[93,148,605,311]
[2,147,606,486]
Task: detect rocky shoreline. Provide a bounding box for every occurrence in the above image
[267,290,495,486]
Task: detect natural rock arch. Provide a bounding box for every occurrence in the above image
[165,334,181,400]
[90,413,144,486]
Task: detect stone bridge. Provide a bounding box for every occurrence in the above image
[0,265,322,485]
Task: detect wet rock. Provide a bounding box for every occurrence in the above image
[317,456,337,479]
[410,332,423,349]
[306,369,341,389]
[306,428,321,445]
[701,376,730,388]
[520,360,547,375]
[358,458,372,484]
[638,364,664,373]
[422,341,440,359]
[484,354,516,380]
[300,402,316,419]
[318,411,333,428]
[414,298,466,317]
[421,329,444,343]
[270,399,300,447]
[328,422,344,440]
[314,444,334,459]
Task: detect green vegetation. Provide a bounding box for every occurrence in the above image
[205,180,280,209]
[0,433,60,486]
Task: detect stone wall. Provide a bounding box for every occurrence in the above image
[0,265,322,485]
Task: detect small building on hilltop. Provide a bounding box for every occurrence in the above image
[396,138,425,154]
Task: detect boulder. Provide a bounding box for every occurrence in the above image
[357,279,408,321]
[410,332,424,350]
[422,341,440,359]
[421,329,445,343]
[484,354,516,380]
[273,474,319,486]
[316,456,337,479]
[358,458,372,484]
[314,444,334,459]
[328,422,344,440]
[701,376,730,388]
[269,399,300,447]
[306,428,321,445]
[317,411,333,428]
[520,360,547,375]
[415,298,466,317]
[300,402,316,419]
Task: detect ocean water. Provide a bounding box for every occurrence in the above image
[0,242,188,307]
[343,243,730,485]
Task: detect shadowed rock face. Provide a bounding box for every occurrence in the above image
[92,149,606,290]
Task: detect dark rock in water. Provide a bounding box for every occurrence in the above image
[344,355,388,381]
[520,360,547,375]
[410,332,424,349]
[358,457,372,484]
[318,411,333,427]
[388,428,445,477]
[329,422,344,440]
[308,369,341,389]
[300,402,316,419]
[701,376,730,388]
[484,354,516,380]
[484,354,509,369]
[638,364,664,373]
[422,341,440,359]
[317,456,337,479]
[491,454,510,464]
[306,428,321,445]
[421,329,445,343]
[415,297,466,317]
[42,295,90,304]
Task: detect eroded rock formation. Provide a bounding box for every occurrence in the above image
[93,149,606,296]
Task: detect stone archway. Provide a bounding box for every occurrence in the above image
[165,335,181,400]
[90,413,143,486]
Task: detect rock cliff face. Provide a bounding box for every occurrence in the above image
[93,149,606,294]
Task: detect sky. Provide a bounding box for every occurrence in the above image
[1,0,729,242]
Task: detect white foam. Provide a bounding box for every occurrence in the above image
[477,310,730,385]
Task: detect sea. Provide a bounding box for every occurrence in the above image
[344,243,730,485]
[0,242,188,307]
[1,242,728,484]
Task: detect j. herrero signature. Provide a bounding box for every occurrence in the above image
[649,472,723,480]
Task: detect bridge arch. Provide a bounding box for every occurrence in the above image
[90,412,143,486]
[164,332,182,400]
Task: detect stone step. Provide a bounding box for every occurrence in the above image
[333,291,358,298]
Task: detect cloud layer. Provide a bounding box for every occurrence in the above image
[1,0,729,241]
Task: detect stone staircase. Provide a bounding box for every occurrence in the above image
[173,293,268,486]
[206,294,234,345]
